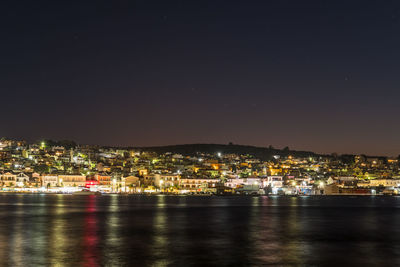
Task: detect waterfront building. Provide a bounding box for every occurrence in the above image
[58,175,86,187]
[141,174,155,186]
[179,178,219,193]
[16,173,29,186]
[94,173,111,185]
[41,174,59,187]
[125,176,140,192]
[154,174,180,189]
[262,176,284,188]
[358,178,400,188]
[1,172,17,187]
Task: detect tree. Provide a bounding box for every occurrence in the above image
[34,164,49,174]
[129,184,134,193]
[265,184,273,195]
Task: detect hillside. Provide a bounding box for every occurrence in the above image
[136,143,322,160]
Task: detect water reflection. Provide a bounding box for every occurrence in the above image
[280,197,304,265]
[104,194,121,266]
[1,195,400,266]
[83,196,99,267]
[9,195,24,266]
[29,195,47,265]
[50,194,67,266]
[150,195,170,266]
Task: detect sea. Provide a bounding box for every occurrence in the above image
[0,194,399,266]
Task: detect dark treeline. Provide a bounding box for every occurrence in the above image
[136,143,321,160]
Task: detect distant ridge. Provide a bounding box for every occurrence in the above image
[136,143,321,160]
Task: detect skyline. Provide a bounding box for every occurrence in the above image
[2,1,400,155]
[1,137,397,158]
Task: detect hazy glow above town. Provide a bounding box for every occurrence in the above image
[2,1,400,156]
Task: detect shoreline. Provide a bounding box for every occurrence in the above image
[0,191,395,197]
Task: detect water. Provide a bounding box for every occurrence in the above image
[0,194,400,266]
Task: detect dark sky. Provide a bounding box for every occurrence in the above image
[1,0,400,155]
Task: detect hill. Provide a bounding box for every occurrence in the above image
[136,143,322,161]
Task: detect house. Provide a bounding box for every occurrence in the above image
[124,176,140,192]
[262,176,283,188]
[41,174,59,187]
[58,175,86,187]
[154,174,180,188]
[141,175,155,186]
[94,173,111,185]
[1,172,17,187]
[225,178,261,189]
[16,173,29,186]
[358,178,400,188]
[179,178,219,193]
[125,176,140,186]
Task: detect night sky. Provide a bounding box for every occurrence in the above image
[2,1,400,156]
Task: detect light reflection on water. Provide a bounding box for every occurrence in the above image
[50,195,67,266]
[0,195,400,265]
[151,195,170,266]
[83,196,99,267]
[104,194,121,266]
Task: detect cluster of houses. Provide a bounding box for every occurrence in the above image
[1,138,400,195]
[0,171,286,194]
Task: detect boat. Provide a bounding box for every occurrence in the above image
[72,190,101,195]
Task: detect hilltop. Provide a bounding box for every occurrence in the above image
[136,143,322,160]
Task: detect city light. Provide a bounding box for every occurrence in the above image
[0,138,397,197]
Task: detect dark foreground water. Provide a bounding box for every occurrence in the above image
[1,195,400,266]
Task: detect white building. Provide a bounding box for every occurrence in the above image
[1,172,17,186]
[225,178,261,189]
[262,176,283,188]
[41,174,59,187]
[16,173,29,186]
[58,175,86,187]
